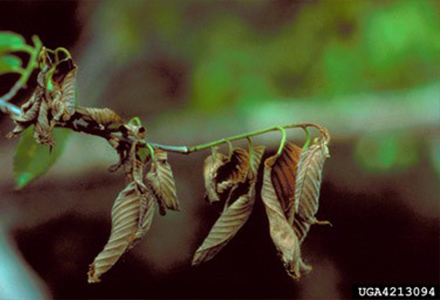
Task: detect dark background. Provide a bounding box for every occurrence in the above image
[0,1,439,299]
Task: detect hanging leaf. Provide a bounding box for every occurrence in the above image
[292,139,330,243]
[270,142,303,222]
[33,99,54,147]
[88,181,155,283]
[216,147,250,194]
[59,66,76,120]
[0,55,23,75]
[133,186,156,242]
[0,31,26,54]
[13,127,70,188]
[8,87,43,138]
[193,146,265,265]
[146,150,179,214]
[193,186,253,265]
[51,59,77,122]
[128,141,147,193]
[203,147,228,203]
[261,157,311,279]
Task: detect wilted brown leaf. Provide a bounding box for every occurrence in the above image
[216,147,249,194]
[88,181,155,283]
[203,147,228,203]
[76,106,123,127]
[261,157,311,279]
[33,99,54,147]
[8,59,76,147]
[248,145,266,179]
[133,185,156,243]
[270,142,302,222]
[51,59,77,122]
[193,146,265,265]
[8,87,43,138]
[193,186,253,265]
[293,139,330,243]
[146,149,180,214]
[128,141,147,193]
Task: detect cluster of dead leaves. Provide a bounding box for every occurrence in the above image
[195,137,330,279]
[3,40,332,283]
[8,53,123,147]
[88,120,180,283]
[8,55,78,147]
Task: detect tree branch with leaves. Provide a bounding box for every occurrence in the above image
[0,32,331,284]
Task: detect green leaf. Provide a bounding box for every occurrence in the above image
[13,127,71,188]
[0,55,23,75]
[0,32,27,53]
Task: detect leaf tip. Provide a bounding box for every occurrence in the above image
[191,252,203,266]
[87,264,101,284]
[15,172,32,189]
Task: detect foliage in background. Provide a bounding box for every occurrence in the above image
[85,0,439,175]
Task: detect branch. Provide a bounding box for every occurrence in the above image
[0,98,327,155]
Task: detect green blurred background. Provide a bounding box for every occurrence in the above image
[0,1,439,299]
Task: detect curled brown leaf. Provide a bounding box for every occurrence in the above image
[51,60,77,122]
[216,147,250,194]
[292,139,330,243]
[33,98,54,147]
[146,150,180,214]
[88,181,155,283]
[270,142,302,222]
[75,106,123,127]
[261,157,311,279]
[192,186,253,265]
[203,147,228,204]
[8,87,43,138]
[193,146,265,265]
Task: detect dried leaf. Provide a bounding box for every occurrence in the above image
[75,106,123,127]
[193,187,253,265]
[224,145,265,208]
[33,99,54,147]
[8,87,43,138]
[51,60,77,122]
[203,147,228,203]
[60,66,76,120]
[261,158,311,279]
[293,139,330,243]
[88,181,155,283]
[270,142,302,222]
[129,141,147,193]
[133,186,156,243]
[248,145,266,179]
[146,150,179,213]
[216,148,249,194]
[193,146,265,265]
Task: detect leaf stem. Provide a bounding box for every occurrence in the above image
[275,126,287,156]
[302,127,311,150]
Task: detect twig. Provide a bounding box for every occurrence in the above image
[0,99,326,155]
